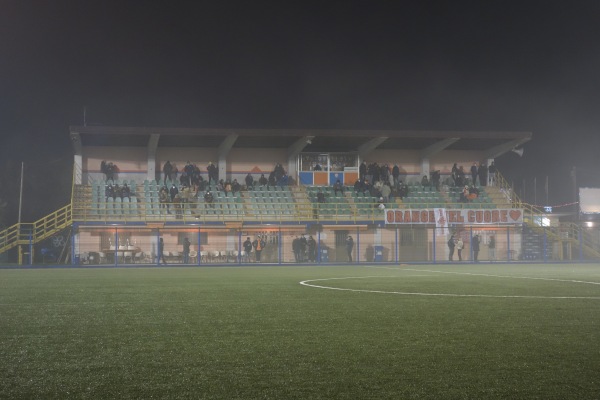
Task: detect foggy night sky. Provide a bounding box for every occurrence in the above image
[1,0,600,223]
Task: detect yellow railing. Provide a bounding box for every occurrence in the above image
[495,171,522,207]
[70,199,388,224]
[0,204,72,254]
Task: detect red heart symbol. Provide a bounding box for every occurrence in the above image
[509,210,521,221]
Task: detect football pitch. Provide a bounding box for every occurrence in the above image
[1,264,599,399]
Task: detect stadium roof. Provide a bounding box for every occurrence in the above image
[70,126,531,157]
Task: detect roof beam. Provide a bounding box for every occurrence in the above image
[358,137,388,158]
[217,134,238,157]
[420,138,460,159]
[287,136,315,158]
[483,136,532,159]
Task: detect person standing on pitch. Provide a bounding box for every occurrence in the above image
[182,237,191,264]
[456,237,464,261]
[243,237,253,262]
[346,235,354,262]
[252,235,265,262]
[472,234,480,262]
[448,235,455,261]
[157,237,167,265]
[488,235,496,261]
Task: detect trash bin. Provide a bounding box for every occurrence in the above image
[374,246,384,262]
[320,248,329,262]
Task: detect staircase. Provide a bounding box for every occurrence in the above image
[0,204,72,254]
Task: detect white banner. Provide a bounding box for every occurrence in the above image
[434,208,448,236]
[385,208,523,225]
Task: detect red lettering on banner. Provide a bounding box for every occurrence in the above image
[429,210,435,222]
[468,210,475,223]
[395,210,403,223]
[386,210,394,223]
[484,210,491,223]
[475,211,483,223]
[404,210,411,222]
[411,211,420,223]
[421,211,429,223]
[491,210,499,223]
[500,210,508,222]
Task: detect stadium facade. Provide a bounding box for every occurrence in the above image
[2,126,598,265]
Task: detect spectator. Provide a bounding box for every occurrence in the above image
[224,180,232,195]
[101,160,117,181]
[157,238,167,265]
[456,237,464,261]
[277,174,289,187]
[232,179,241,194]
[398,181,409,200]
[299,235,307,262]
[460,186,469,203]
[105,183,115,200]
[159,186,170,213]
[359,162,367,181]
[252,235,265,262]
[204,190,214,208]
[488,235,496,261]
[472,234,480,262]
[207,162,218,184]
[243,237,253,262]
[488,161,497,186]
[447,235,455,261]
[179,172,188,187]
[307,236,316,262]
[163,161,173,184]
[377,197,386,211]
[381,183,391,202]
[182,237,191,263]
[268,172,276,188]
[421,175,429,188]
[392,164,400,187]
[471,163,478,185]
[292,236,301,262]
[121,183,131,200]
[317,190,326,203]
[245,173,254,190]
[333,179,344,196]
[451,163,459,186]
[313,163,322,171]
[184,161,194,186]
[346,235,354,262]
[169,184,179,202]
[258,174,268,186]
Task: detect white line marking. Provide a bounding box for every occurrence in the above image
[299,274,600,299]
[363,265,600,286]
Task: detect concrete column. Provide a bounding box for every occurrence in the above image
[147,134,160,181]
[420,158,430,183]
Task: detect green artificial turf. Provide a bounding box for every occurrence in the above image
[0,264,599,399]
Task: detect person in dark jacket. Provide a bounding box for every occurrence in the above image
[472,234,480,262]
[448,235,455,261]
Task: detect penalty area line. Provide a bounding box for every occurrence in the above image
[299,276,600,299]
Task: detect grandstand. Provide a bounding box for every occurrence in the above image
[3,126,600,265]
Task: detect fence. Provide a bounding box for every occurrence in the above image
[50,223,596,266]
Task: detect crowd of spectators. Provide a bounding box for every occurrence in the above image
[98,159,500,214]
[105,183,131,200]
